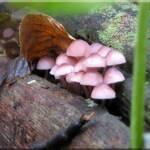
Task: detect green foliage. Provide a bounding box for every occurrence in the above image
[130,3,150,149]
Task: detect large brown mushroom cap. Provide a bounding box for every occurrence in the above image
[19,14,75,63]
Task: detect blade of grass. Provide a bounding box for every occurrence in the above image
[9,2,112,16]
[130,3,150,149]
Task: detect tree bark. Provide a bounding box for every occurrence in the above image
[0,75,129,149]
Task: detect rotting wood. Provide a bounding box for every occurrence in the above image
[0,75,129,149]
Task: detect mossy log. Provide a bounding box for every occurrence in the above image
[0,75,129,149]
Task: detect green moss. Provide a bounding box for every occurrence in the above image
[90,3,114,14]
[98,4,137,52]
[99,12,126,50]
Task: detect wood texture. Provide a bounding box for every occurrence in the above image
[0,75,129,149]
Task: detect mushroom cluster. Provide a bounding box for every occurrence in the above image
[37,39,126,100]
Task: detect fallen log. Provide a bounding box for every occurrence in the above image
[0,75,129,149]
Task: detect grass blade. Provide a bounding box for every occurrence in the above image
[130,2,150,149]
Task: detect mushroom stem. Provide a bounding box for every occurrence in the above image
[44,70,49,79]
[28,61,34,72]
[74,83,80,94]
[82,86,90,98]
[102,66,107,76]
[87,86,93,95]
[59,77,68,89]
[68,83,81,94]
[111,84,115,90]
[101,100,106,107]
[92,99,105,106]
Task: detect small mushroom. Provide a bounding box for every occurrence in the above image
[84,53,106,68]
[79,70,103,98]
[55,64,74,77]
[2,28,15,39]
[106,50,126,66]
[66,39,90,57]
[50,65,59,78]
[104,67,125,84]
[74,57,87,72]
[91,84,116,100]
[85,43,103,57]
[36,56,55,79]
[53,64,74,88]
[66,71,84,83]
[80,71,103,86]
[98,46,112,58]
[56,53,77,65]
[66,71,84,94]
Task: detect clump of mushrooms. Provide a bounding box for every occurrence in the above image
[36,39,126,101]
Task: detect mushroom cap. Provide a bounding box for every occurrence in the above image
[3,28,14,38]
[80,71,103,86]
[66,39,90,57]
[49,65,60,79]
[37,57,55,70]
[55,64,74,77]
[74,57,87,72]
[106,50,126,66]
[84,53,106,68]
[50,65,58,75]
[66,71,84,83]
[85,43,103,57]
[98,46,112,58]
[56,53,77,65]
[104,67,125,84]
[91,84,116,99]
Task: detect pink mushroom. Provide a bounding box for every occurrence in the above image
[37,56,55,79]
[55,64,74,77]
[66,71,84,83]
[56,53,77,65]
[37,57,55,70]
[80,71,103,86]
[85,43,103,57]
[104,67,125,84]
[66,71,84,94]
[106,50,126,66]
[3,28,14,39]
[45,39,126,102]
[84,53,106,68]
[74,57,87,72]
[53,64,74,88]
[91,84,116,100]
[66,39,90,57]
[79,70,103,98]
[98,46,112,58]
[50,65,59,78]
